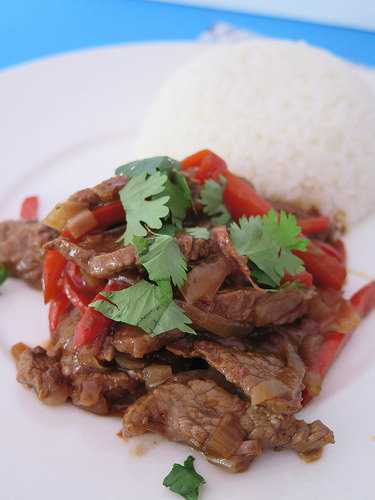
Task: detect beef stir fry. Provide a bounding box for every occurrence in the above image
[3,150,375,493]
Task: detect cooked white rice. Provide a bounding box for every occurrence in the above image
[134,40,375,227]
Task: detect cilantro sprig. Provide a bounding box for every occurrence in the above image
[200,177,231,225]
[120,171,170,244]
[163,456,205,500]
[139,234,188,289]
[91,280,195,336]
[115,156,180,178]
[230,209,308,287]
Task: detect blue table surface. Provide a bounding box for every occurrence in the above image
[1,0,375,70]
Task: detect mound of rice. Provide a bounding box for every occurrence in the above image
[134,40,375,227]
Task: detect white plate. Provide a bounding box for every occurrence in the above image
[0,43,374,500]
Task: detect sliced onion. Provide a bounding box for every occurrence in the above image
[285,343,306,378]
[66,209,98,238]
[328,300,360,334]
[181,256,233,304]
[143,364,172,389]
[250,378,290,405]
[11,342,28,361]
[204,414,246,459]
[308,291,360,333]
[206,454,254,473]
[237,439,262,456]
[179,301,251,338]
[43,201,87,231]
[115,352,147,370]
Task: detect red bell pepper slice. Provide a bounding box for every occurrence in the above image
[63,274,94,312]
[298,216,331,235]
[181,149,228,183]
[222,172,272,220]
[331,239,346,265]
[49,295,71,334]
[73,281,128,348]
[313,240,344,263]
[351,281,375,318]
[181,149,212,170]
[295,241,346,290]
[92,201,125,229]
[42,250,66,304]
[20,196,39,221]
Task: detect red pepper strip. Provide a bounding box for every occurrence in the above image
[298,216,331,235]
[282,271,314,288]
[73,281,128,348]
[222,172,272,220]
[181,149,211,170]
[20,195,39,221]
[92,201,125,229]
[181,149,228,183]
[351,281,375,318]
[42,250,66,304]
[331,239,346,265]
[63,274,94,312]
[313,240,343,263]
[194,151,228,183]
[303,299,361,405]
[295,241,346,290]
[49,295,70,334]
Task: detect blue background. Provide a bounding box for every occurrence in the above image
[1,0,374,70]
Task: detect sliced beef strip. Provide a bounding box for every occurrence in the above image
[253,319,324,400]
[71,370,140,414]
[45,235,138,279]
[112,324,183,358]
[240,405,334,455]
[0,220,56,287]
[68,176,127,207]
[168,339,304,414]
[122,376,334,472]
[12,344,70,405]
[175,233,214,262]
[207,287,312,327]
[92,176,127,202]
[210,226,252,282]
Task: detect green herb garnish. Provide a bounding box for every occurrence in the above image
[0,265,8,286]
[163,171,192,225]
[230,209,308,287]
[139,234,187,288]
[115,156,180,178]
[120,171,170,244]
[91,280,195,336]
[163,456,205,500]
[200,177,231,225]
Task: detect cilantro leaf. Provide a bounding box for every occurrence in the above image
[263,210,308,251]
[120,172,170,244]
[115,156,180,178]
[200,177,231,225]
[163,456,205,500]
[162,171,192,225]
[0,264,8,286]
[157,224,179,236]
[185,227,210,240]
[229,209,307,287]
[140,234,187,288]
[91,280,196,336]
[132,235,150,256]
